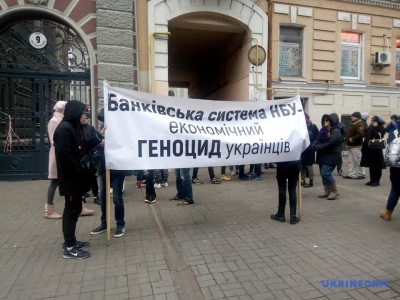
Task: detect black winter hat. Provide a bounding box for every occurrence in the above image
[372,115,386,125]
[390,114,399,121]
[351,112,361,119]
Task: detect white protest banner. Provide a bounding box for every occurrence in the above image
[103,84,309,170]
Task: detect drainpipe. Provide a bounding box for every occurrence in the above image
[267,0,273,100]
[149,32,171,93]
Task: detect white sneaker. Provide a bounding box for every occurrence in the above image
[162,182,169,187]
[154,183,162,189]
[230,171,236,176]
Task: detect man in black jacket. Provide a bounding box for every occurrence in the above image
[54,100,97,259]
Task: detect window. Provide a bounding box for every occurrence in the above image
[279,27,303,77]
[396,38,400,83]
[341,32,362,80]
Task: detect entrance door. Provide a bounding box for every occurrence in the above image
[0,19,90,180]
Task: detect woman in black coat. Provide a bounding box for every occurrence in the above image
[314,113,342,200]
[360,116,386,186]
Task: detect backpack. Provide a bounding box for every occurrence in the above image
[385,129,400,166]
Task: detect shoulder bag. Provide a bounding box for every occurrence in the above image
[368,132,386,150]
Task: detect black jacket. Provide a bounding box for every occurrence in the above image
[314,113,342,165]
[81,124,103,151]
[54,101,90,196]
[360,125,386,169]
[301,123,319,166]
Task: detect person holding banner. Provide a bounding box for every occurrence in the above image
[90,108,127,238]
[171,168,194,205]
[54,101,93,259]
[314,113,342,200]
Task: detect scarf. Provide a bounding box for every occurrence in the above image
[318,123,339,139]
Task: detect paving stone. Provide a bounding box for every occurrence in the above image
[1,166,400,300]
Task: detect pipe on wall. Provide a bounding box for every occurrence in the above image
[149,31,171,94]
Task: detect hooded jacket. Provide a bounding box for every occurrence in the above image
[48,100,67,179]
[314,113,342,165]
[54,100,89,196]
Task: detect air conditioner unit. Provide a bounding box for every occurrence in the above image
[374,51,391,65]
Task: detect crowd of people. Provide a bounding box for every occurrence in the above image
[46,101,400,260]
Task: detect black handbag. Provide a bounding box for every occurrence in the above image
[368,133,386,149]
[80,153,99,175]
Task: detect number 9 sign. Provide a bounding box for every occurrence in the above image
[29,32,47,49]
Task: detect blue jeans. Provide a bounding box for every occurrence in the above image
[99,172,125,227]
[319,164,336,186]
[387,184,400,211]
[174,168,193,202]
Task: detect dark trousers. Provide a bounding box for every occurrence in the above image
[136,170,144,181]
[47,179,59,205]
[192,167,215,179]
[220,166,234,174]
[276,162,301,209]
[238,165,245,177]
[145,170,156,196]
[369,167,382,183]
[154,169,168,183]
[90,174,98,197]
[63,194,83,247]
[254,163,261,176]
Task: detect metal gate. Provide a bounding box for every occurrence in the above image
[0,19,90,180]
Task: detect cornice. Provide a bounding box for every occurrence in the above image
[342,0,400,10]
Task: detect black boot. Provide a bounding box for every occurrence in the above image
[309,179,313,187]
[271,207,285,222]
[290,207,300,224]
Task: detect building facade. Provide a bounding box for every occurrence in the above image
[272,0,400,125]
[0,0,399,179]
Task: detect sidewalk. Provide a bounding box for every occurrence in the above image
[0,161,400,300]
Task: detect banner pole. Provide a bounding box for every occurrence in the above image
[297,87,302,220]
[106,169,111,245]
[298,173,302,220]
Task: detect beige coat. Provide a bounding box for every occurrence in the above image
[48,112,64,179]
